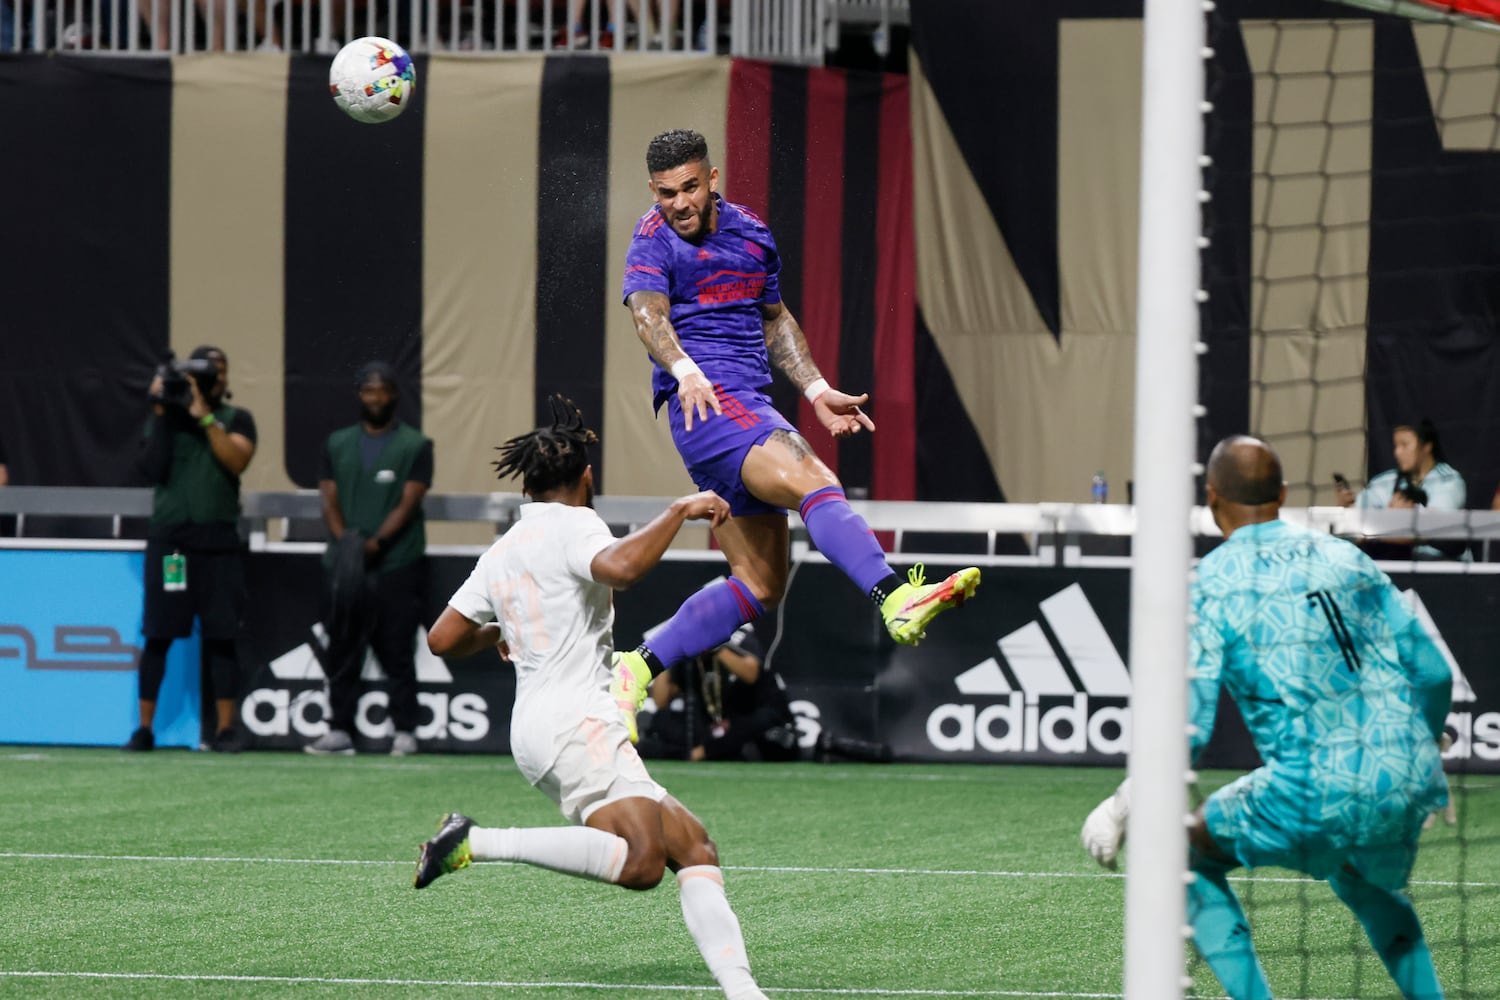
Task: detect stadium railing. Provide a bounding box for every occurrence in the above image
[5,486,1500,568]
[0,0,905,58]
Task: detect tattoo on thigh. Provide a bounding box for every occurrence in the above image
[769,428,815,461]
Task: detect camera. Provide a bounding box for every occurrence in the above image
[1396,483,1428,506]
[151,356,220,409]
[1394,476,1428,506]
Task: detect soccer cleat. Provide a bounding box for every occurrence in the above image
[610,650,652,744]
[390,731,418,757]
[880,564,981,646]
[414,812,474,889]
[121,727,154,752]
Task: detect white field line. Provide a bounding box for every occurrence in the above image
[0,852,1493,889]
[0,970,1126,997]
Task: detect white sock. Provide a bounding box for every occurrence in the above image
[467,826,627,884]
[677,865,765,1000]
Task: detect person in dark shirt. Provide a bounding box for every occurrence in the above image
[641,624,797,763]
[125,346,256,753]
[305,362,434,757]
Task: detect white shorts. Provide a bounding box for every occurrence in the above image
[532,715,667,826]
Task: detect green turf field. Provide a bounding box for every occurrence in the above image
[0,748,1493,998]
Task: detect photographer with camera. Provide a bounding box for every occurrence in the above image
[123,346,257,753]
[1334,419,1466,560]
[638,623,799,763]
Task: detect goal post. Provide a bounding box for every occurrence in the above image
[1125,2,1207,998]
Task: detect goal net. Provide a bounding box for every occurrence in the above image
[1157,2,1499,997]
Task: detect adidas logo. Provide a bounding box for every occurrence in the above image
[1402,589,1475,705]
[928,584,1130,756]
[242,624,491,743]
[267,623,454,684]
[1405,589,1499,761]
[926,584,1488,759]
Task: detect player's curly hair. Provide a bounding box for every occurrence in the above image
[646,129,710,174]
[492,394,599,497]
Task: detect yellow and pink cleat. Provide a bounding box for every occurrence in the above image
[880,564,981,645]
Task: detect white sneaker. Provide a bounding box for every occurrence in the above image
[390,731,418,757]
[305,729,355,756]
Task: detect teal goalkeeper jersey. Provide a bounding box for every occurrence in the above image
[1189,519,1451,833]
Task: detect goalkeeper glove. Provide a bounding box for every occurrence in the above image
[1081,778,1131,869]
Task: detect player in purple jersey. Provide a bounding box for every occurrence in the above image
[609,128,981,741]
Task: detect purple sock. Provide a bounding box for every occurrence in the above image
[642,576,765,670]
[799,486,897,595]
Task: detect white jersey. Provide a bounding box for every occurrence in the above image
[447,501,619,782]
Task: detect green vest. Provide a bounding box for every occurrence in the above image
[325,421,429,572]
[149,403,244,532]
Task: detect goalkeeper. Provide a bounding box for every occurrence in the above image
[1082,435,1452,1000]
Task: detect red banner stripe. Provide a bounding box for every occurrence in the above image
[872,73,916,501]
[725,60,772,219]
[798,67,848,476]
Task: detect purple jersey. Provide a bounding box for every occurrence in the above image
[621,195,782,410]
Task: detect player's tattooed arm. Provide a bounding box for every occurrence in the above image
[760,301,824,392]
[628,289,722,430]
[627,290,690,368]
[763,301,877,438]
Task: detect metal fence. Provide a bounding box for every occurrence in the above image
[0,0,905,56]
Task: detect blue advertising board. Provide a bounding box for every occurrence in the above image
[0,549,201,748]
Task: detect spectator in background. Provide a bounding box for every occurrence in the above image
[0,432,8,486]
[639,623,798,762]
[1334,419,1467,560]
[304,362,433,757]
[124,346,256,753]
[559,0,691,48]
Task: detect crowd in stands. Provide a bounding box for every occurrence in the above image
[0,0,726,52]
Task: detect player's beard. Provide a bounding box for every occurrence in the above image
[362,402,396,429]
[674,198,714,241]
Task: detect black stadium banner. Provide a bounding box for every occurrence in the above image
[8,24,1500,510]
[232,553,1500,774]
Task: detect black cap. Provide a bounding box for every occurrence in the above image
[356,361,399,391]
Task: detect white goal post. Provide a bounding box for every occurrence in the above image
[1126,1,1207,998]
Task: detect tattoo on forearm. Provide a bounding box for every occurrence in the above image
[764,309,822,390]
[630,292,688,366]
[768,429,816,461]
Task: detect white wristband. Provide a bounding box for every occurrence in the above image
[669,357,702,381]
[803,377,831,404]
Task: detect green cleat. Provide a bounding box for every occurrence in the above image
[881,564,981,646]
[609,651,652,744]
[413,813,474,889]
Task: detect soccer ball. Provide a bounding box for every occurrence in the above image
[329,36,416,124]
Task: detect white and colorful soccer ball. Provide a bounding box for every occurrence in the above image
[329,36,416,124]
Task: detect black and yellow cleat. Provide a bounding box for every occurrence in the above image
[413,812,474,889]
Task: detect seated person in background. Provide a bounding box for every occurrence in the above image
[1334,418,1467,560]
[639,623,798,762]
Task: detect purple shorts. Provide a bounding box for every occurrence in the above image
[666,385,794,517]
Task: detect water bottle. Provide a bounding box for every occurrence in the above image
[1091,471,1108,504]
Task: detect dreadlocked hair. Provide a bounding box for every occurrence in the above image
[492,394,600,497]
